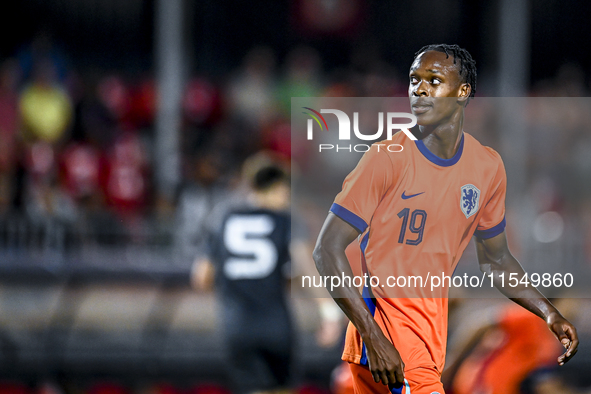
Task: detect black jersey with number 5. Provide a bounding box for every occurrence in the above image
[210,207,292,338]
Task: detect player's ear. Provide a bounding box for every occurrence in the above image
[457,83,471,104]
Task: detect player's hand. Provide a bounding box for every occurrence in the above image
[362,329,405,388]
[547,312,579,365]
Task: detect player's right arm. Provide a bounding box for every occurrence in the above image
[313,212,406,388]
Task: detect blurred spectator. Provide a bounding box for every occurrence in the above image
[96,74,131,132]
[19,59,72,145]
[226,46,278,132]
[58,137,102,242]
[60,140,101,215]
[126,76,156,131]
[22,140,77,229]
[59,141,101,203]
[183,77,223,129]
[276,45,323,116]
[100,131,151,231]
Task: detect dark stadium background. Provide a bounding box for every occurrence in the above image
[0,0,590,394]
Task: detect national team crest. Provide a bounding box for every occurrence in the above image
[460,184,480,218]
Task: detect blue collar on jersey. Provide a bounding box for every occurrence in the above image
[415,132,464,167]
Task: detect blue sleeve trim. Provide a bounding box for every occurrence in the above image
[474,217,506,239]
[330,203,368,233]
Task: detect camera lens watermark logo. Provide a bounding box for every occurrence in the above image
[302,107,329,136]
[303,107,418,152]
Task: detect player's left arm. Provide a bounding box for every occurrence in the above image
[475,231,579,365]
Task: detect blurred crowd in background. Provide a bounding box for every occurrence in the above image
[2,32,591,262]
[0,31,414,258]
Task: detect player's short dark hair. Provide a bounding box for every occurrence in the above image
[414,44,477,100]
[252,165,289,191]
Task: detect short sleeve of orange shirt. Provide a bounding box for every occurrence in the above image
[330,143,397,233]
[474,147,507,238]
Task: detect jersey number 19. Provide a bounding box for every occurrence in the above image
[397,208,427,245]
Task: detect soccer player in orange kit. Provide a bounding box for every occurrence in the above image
[312,44,579,394]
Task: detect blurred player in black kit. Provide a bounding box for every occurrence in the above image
[193,155,294,394]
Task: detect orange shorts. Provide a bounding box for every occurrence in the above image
[348,363,445,394]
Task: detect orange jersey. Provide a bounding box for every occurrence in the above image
[331,131,507,373]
